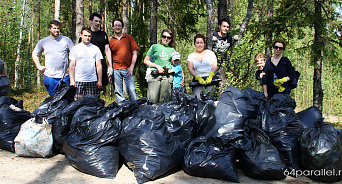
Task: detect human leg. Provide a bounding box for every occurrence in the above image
[43,75,61,96]
[159,74,173,103]
[124,72,137,101]
[147,75,161,103]
[192,86,204,99]
[114,69,125,102]
[84,81,100,98]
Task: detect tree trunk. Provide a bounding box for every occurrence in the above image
[206,0,214,50]
[14,0,27,88]
[72,0,76,42]
[55,0,60,21]
[36,0,41,88]
[150,0,157,46]
[100,0,105,31]
[218,0,227,21]
[313,0,324,110]
[228,0,233,28]
[89,0,92,14]
[265,0,273,58]
[75,0,84,43]
[122,0,129,34]
[234,0,253,45]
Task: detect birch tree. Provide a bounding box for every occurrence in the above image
[206,0,214,50]
[55,0,60,21]
[14,0,27,88]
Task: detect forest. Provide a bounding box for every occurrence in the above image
[0,0,341,116]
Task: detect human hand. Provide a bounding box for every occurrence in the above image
[126,67,133,77]
[274,77,286,86]
[107,67,113,77]
[180,78,185,86]
[38,65,47,72]
[206,71,215,84]
[278,85,285,92]
[264,91,268,99]
[96,81,103,89]
[156,66,164,73]
[260,72,266,79]
[70,81,76,87]
[195,75,206,85]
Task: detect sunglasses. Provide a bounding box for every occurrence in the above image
[162,35,172,40]
[273,46,284,50]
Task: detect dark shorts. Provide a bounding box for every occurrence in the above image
[75,81,100,99]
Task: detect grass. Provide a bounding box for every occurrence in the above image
[10,87,116,112]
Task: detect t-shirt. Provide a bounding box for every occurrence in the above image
[33,35,74,78]
[90,30,109,59]
[146,43,175,70]
[212,32,232,66]
[187,50,216,77]
[109,34,139,69]
[172,64,183,87]
[69,43,103,82]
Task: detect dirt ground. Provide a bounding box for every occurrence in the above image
[0,149,323,184]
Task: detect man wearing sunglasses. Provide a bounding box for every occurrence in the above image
[109,18,139,102]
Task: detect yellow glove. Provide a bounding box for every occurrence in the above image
[206,71,215,84]
[274,77,286,86]
[278,85,285,92]
[195,75,206,85]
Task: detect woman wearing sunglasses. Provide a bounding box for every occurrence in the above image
[262,39,296,99]
[144,29,176,103]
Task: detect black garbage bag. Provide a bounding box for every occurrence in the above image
[183,135,240,182]
[192,99,216,138]
[242,88,266,111]
[0,96,31,152]
[238,125,286,180]
[63,104,122,179]
[261,94,303,171]
[207,85,258,137]
[296,106,322,129]
[156,95,197,148]
[299,119,342,183]
[32,85,75,124]
[53,97,105,153]
[119,104,185,183]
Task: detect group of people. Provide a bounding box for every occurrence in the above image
[32,14,139,102]
[29,14,295,103]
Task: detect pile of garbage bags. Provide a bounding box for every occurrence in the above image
[1,85,342,183]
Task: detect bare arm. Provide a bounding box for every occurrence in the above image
[96,60,102,89]
[187,61,197,78]
[126,50,137,76]
[105,44,112,68]
[263,84,268,99]
[32,53,46,72]
[144,55,164,73]
[211,56,218,73]
[69,59,76,86]
[181,69,185,86]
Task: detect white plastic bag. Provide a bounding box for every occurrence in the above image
[14,118,53,157]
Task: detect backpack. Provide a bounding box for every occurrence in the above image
[289,67,300,90]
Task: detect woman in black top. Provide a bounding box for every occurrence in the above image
[262,39,295,99]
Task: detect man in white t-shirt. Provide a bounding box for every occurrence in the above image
[69,27,103,99]
[32,20,74,96]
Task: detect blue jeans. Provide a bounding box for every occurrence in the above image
[112,69,137,102]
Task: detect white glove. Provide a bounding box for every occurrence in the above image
[107,67,113,77]
[233,35,239,40]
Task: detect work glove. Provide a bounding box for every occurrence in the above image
[163,66,169,73]
[206,71,215,84]
[195,75,206,85]
[278,85,285,92]
[273,77,286,86]
[107,67,113,77]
